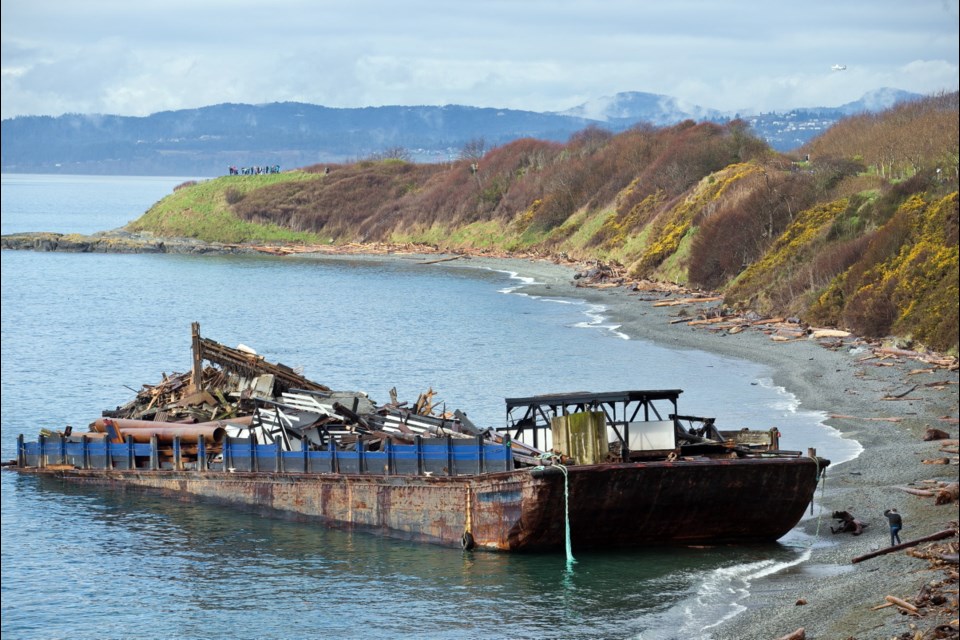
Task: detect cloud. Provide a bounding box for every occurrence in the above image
[2,0,958,119]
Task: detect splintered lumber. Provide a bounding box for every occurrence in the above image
[196,333,330,394]
[852,529,958,563]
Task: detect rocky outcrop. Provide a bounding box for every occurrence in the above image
[1,231,257,255]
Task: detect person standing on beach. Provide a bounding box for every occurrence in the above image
[884,508,903,546]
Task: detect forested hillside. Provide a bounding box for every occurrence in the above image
[129,92,959,352]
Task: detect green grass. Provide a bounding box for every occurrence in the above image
[126,173,325,244]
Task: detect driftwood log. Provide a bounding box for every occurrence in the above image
[773,628,805,640]
[852,528,958,563]
[896,482,960,504]
[884,595,921,616]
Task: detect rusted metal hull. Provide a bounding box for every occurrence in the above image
[13,455,823,551]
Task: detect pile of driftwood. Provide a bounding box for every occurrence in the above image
[569,258,960,376]
[573,260,628,288]
[898,480,960,506]
[573,261,698,298]
[776,525,959,640]
[859,526,959,639]
[844,426,960,638]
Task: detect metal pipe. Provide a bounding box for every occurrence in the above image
[109,425,226,444]
[90,416,251,432]
[90,418,234,444]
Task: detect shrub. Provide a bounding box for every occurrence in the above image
[224,187,245,205]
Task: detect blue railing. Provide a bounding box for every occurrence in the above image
[17,433,512,476]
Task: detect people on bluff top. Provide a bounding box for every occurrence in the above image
[228,165,280,175]
[883,508,903,546]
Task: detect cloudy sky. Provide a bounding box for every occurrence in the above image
[2,0,957,120]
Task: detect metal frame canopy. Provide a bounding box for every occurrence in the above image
[502,389,683,454]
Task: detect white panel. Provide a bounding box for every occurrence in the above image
[609,421,675,451]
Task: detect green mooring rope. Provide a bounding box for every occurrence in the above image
[811,456,828,542]
[534,454,577,568]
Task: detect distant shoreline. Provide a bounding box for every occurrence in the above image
[0,230,571,264]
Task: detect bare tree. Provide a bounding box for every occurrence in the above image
[459,138,487,163]
[368,146,412,162]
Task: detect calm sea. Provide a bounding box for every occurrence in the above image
[0,174,860,640]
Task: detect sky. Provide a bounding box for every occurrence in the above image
[2,0,958,120]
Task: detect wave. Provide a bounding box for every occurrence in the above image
[488,267,630,339]
[631,549,813,640]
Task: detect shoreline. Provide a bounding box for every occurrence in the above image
[435,254,958,639]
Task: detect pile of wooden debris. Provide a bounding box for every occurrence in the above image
[877,527,959,640]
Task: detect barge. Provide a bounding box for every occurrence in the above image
[7,324,829,552]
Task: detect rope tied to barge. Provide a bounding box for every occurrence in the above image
[534,453,577,569]
[810,453,829,542]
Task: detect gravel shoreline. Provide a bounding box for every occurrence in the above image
[435,254,958,640]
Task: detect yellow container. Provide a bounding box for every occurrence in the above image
[551,411,608,465]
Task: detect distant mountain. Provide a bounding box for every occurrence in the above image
[556,91,724,126]
[0,89,926,176]
[835,87,923,114]
[0,103,599,176]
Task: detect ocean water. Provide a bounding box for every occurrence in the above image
[0,174,860,639]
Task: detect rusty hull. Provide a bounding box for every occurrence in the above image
[12,455,823,551]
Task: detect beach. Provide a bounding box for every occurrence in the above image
[443,254,959,640]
